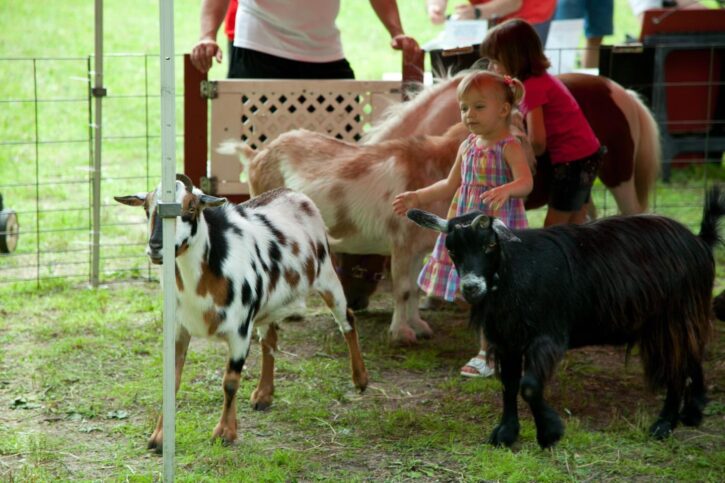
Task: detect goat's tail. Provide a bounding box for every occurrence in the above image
[216,138,256,181]
[698,185,725,250]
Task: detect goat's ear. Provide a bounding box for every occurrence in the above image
[114,194,147,206]
[491,219,521,242]
[406,209,449,233]
[199,194,227,208]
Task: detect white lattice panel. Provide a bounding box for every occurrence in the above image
[210,79,402,195]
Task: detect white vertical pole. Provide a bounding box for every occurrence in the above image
[91,0,104,287]
[159,0,177,480]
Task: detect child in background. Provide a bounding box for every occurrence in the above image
[393,71,533,377]
[480,18,603,226]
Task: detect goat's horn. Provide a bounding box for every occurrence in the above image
[471,215,491,230]
[176,173,193,192]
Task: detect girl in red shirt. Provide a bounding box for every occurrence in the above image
[480,18,603,226]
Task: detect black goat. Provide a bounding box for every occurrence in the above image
[407,186,724,448]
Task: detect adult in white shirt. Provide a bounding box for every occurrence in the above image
[191,0,420,79]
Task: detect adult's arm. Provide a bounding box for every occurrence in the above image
[190,0,231,73]
[454,0,523,20]
[368,0,421,55]
[426,0,449,24]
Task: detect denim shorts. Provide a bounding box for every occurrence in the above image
[554,0,614,38]
[549,147,605,212]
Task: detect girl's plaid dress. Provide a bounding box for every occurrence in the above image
[418,133,528,301]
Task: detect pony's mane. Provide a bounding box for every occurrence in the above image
[362,72,467,144]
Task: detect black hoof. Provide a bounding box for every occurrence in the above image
[252,401,272,411]
[147,441,162,454]
[536,411,564,449]
[680,395,707,427]
[536,424,564,449]
[649,419,674,440]
[488,423,519,447]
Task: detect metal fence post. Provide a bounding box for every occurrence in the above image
[91,0,106,287]
[159,0,178,480]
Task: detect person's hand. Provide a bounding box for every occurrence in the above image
[451,3,477,20]
[481,186,511,211]
[427,3,446,25]
[190,39,223,74]
[392,191,419,216]
[390,35,421,58]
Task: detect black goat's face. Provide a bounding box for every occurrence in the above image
[114,174,226,264]
[407,209,520,304]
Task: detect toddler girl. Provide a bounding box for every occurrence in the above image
[393,71,533,377]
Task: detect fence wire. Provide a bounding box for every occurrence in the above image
[0,46,723,290]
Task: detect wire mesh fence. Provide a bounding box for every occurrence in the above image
[0,54,186,289]
[0,45,723,291]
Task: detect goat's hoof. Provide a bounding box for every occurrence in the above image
[252,401,272,411]
[251,388,274,411]
[251,395,273,411]
[147,438,163,454]
[680,407,704,427]
[389,325,417,346]
[536,425,564,449]
[212,425,238,445]
[354,371,369,393]
[411,318,433,339]
[680,395,707,427]
[535,410,564,449]
[649,419,674,440]
[488,423,519,447]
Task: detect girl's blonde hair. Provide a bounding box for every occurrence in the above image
[479,19,550,80]
[456,70,525,111]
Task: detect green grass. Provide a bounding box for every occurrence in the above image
[0,282,723,480]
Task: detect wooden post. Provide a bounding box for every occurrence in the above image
[184,54,207,188]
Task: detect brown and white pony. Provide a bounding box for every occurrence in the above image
[364,72,661,215]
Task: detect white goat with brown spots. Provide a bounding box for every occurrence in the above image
[238,123,471,345]
[115,175,368,451]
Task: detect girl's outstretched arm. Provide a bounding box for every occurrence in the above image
[392,142,465,216]
[480,141,533,209]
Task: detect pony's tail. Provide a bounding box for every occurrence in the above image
[699,184,725,250]
[630,89,661,212]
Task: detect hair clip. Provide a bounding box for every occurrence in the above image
[503,75,513,86]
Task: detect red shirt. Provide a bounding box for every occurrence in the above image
[224,0,238,41]
[519,73,600,164]
[470,0,556,25]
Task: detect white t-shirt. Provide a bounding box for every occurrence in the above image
[234,0,345,62]
[628,0,662,16]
